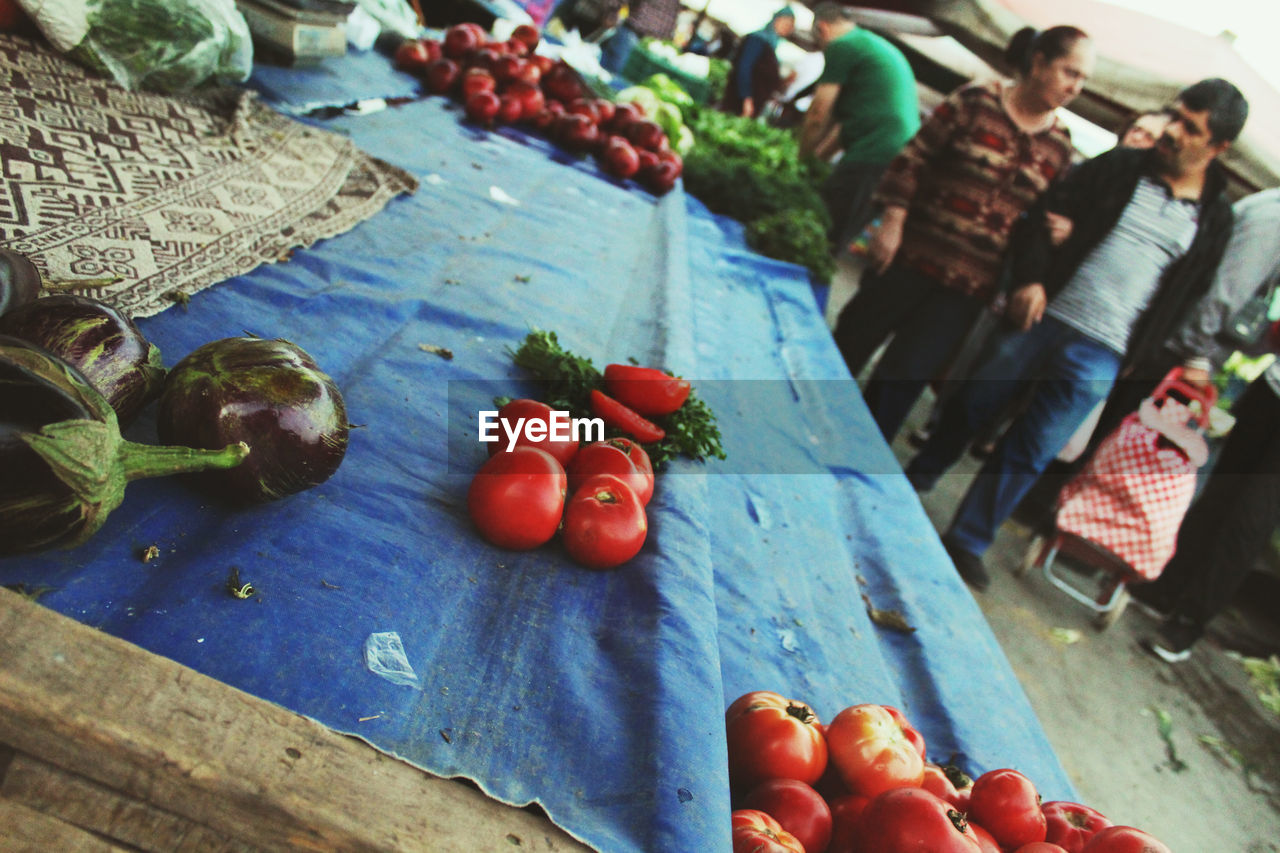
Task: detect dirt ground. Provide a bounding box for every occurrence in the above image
[829,259,1280,852]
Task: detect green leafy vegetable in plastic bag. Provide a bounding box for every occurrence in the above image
[19,0,252,92]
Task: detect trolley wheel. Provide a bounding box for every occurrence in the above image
[1017,535,1046,578]
[1094,586,1131,630]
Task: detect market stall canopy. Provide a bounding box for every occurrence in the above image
[848,0,1280,193]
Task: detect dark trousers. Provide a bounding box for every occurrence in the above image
[821,159,888,250]
[1145,376,1280,629]
[831,264,984,441]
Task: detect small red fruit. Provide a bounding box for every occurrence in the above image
[493,55,525,85]
[504,80,545,121]
[461,67,497,98]
[600,137,641,180]
[442,24,480,59]
[393,39,432,73]
[640,158,681,195]
[511,23,540,51]
[424,58,461,94]
[497,94,524,124]
[465,90,501,124]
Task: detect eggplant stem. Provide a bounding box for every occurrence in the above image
[118,439,250,481]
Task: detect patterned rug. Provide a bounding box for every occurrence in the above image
[0,32,418,318]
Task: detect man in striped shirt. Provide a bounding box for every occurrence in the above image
[905,78,1248,591]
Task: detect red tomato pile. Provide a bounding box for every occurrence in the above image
[725,690,1172,853]
[466,364,692,568]
[391,23,684,194]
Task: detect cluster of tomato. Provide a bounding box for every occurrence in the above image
[392,23,684,194]
[466,365,690,569]
[726,691,1171,853]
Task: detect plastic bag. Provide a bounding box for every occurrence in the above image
[364,631,420,688]
[353,0,417,40]
[18,0,252,92]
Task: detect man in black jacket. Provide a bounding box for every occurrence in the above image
[904,78,1247,591]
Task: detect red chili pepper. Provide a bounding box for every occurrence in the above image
[603,363,691,416]
[590,389,666,444]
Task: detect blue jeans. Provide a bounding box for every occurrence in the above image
[906,317,1123,556]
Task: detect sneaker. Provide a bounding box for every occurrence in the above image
[1140,617,1201,663]
[942,536,990,592]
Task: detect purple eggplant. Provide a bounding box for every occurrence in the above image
[0,335,249,557]
[0,249,41,317]
[156,337,349,504]
[0,294,165,426]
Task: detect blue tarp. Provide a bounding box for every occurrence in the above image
[0,56,1076,852]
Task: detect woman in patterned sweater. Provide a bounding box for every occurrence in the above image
[832,25,1093,442]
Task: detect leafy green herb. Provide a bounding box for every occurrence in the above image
[747,208,835,282]
[1197,734,1257,787]
[1235,652,1280,716]
[1150,706,1187,772]
[679,110,834,280]
[508,329,602,414]
[508,329,724,469]
[74,0,251,92]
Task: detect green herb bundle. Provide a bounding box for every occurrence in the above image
[508,330,725,469]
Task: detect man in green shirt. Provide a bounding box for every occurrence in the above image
[800,3,920,250]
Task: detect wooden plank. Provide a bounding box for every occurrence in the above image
[0,798,127,852]
[0,588,592,853]
[1,750,253,852]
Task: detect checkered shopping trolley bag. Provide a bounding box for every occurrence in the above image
[1022,369,1217,628]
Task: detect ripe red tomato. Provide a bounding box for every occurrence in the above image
[725,691,828,790]
[740,778,832,853]
[968,769,1047,850]
[825,793,871,853]
[881,705,926,759]
[600,137,641,180]
[731,809,806,853]
[970,821,1001,853]
[627,118,666,151]
[467,446,566,549]
[497,94,524,124]
[393,38,433,73]
[855,788,983,853]
[504,80,545,121]
[1078,826,1171,853]
[639,157,681,195]
[1042,801,1112,853]
[603,363,692,415]
[589,389,665,443]
[922,762,976,811]
[461,67,496,98]
[465,90,501,124]
[562,474,647,569]
[486,399,579,466]
[1013,844,1070,852]
[424,58,460,94]
[493,54,525,85]
[511,23,540,51]
[553,112,600,154]
[466,46,501,73]
[567,438,653,505]
[442,23,481,59]
[825,704,925,798]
